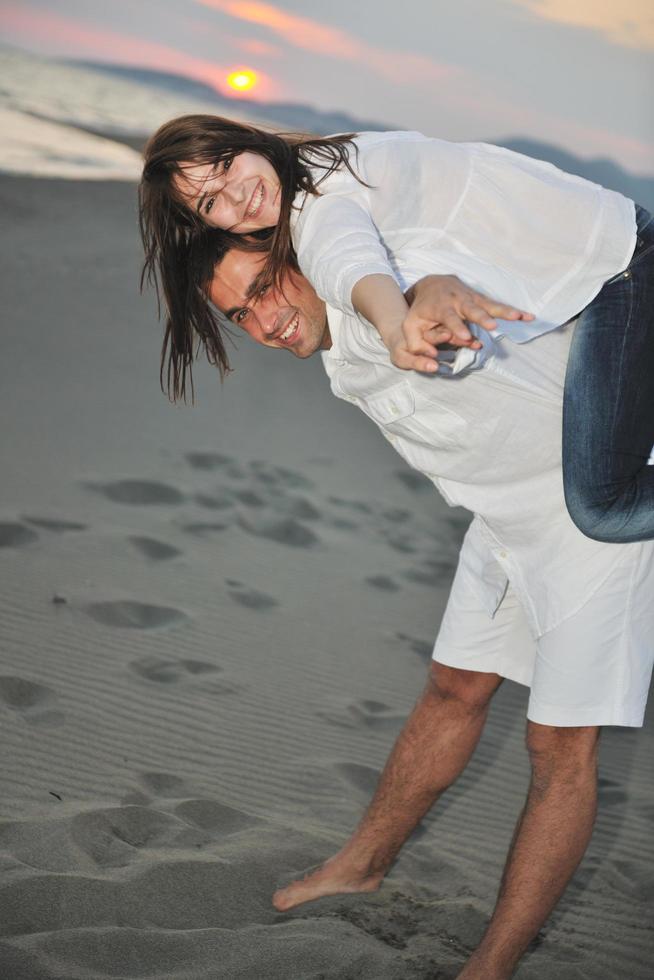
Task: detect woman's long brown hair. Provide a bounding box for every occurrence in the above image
[139,114,364,401]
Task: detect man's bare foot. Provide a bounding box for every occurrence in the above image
[272,850,386,911]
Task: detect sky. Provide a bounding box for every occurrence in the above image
[1,0,652,174]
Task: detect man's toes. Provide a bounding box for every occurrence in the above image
[272,888,289,911]
[272,881,306,911]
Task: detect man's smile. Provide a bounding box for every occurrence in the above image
[276,312,300,346]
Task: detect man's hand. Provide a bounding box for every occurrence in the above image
[403,275,535,359]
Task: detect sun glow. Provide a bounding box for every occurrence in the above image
[226,68,258,92]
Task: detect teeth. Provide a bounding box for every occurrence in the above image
[247,184,264,216]
[280,313,299,340]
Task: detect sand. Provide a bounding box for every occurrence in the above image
[1,174,653,980]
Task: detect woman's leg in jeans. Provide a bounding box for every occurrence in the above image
[562,207,654,543]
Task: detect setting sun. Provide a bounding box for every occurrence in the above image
[226,68,258,93]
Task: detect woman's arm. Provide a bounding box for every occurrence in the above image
[352,274,439,373]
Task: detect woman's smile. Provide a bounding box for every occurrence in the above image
[245,181,265,220]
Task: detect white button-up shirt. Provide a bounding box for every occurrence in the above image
[292,131,636,373]
[321,313,646,638]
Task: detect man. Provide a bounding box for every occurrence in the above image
[209,249,654,980]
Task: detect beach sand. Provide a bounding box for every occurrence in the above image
[1,174,653,979]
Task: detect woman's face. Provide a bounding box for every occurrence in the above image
[173,151,281,232]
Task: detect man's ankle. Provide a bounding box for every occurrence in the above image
[459,941,519,980]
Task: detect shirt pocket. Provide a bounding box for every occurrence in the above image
[362,381,418,428]
[360,381,469,474]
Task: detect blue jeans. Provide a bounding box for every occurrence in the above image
[563,204,654,543]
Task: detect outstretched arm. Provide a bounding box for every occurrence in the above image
[403,275,535,358]
[352,274,439,373]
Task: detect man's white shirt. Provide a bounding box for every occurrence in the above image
[321,309,647,638]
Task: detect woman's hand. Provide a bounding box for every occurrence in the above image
[403,275,535,357]
[386,323,457,373]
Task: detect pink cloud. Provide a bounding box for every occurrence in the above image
[512,0,654,52]
[238,38,283,57]
[0,4,283,99]
[195,0,455,85]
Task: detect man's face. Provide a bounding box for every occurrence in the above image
[209,250,331,358]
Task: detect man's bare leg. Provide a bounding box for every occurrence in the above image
[273,662,503,911]
[457,722,600,980]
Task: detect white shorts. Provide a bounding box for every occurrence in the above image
[433,544,654,728]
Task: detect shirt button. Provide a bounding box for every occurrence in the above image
[499,550,508,559]
[345,395,356,403]
[389,401,399,414]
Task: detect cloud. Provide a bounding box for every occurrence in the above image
[512,0,654,50]
[0,4,282,97]
[194,0,454,84]
[238,38,282,57]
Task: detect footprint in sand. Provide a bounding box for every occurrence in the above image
[130,656,222,684]
[23,516,87,532]
[237,514,320,548]
[329,517,360,531]
[174,799,262,836]
[310,884,470,950]
[139,771,188,796]
[226,579,279,610]
[195,491,235,510]
[234,489,266,507]
[396,631,433,662]
[381,507,412,523]
[0,521,39,548]
[0,675,64,726]
[365,575,401,593]
[382,530,417,554]
[86,479,184,505]
[597,776,628,807]
[319,699,405,732]
[350,699,405,729]
[128,536,182,561]
[250,460,314,491]
[393,469,432,493]
[606,859,654,903]
[402,558,455,586]
[328,495,373,515]
[333,762,382,798]
[185,451,232,471]
[71,805,183,868]
[272,495,322,522]
[86,601,187,630]
[181,521,228,536]
[445,513,472,535]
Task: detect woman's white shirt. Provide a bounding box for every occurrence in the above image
[291,131,636,358]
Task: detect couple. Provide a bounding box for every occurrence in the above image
[140,119,654,979]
